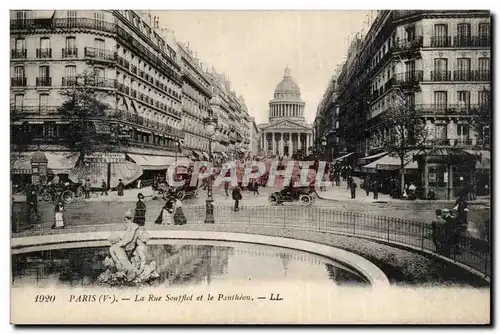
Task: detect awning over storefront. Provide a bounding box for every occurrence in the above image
[464,149,490,169]
[11,151,79,174]
[357,151,388,165]
[362,153,418,172]
[127,154,174,170]
[69,161,142,188]
[334,152,354,162]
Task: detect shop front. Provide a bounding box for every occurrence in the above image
[414,148,478,200]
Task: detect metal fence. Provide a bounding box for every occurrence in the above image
[12,202,490,280]
[181,205,491,280]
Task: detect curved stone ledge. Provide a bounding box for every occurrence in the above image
[11,229,390,289]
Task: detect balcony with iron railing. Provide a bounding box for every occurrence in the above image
[10,18,116,34]
[36,48,52,59]
[11,49,27,59]
[430,70,452,81]
[11,77,27,87]
[393,70,423,87]
[61,76,77,86]
[116,56,130,70]
[131,65,137,75]
[11,105,59,116]
[475,70,491,81]
[413,103,485,116]
[394,36,423,52]
[116,82,130,95]
[430,36,452,48]
[84,78,117,89]
[84,47,116,62]
[36,77,52,87]
[61,47,78,58]
[453,35,491,48]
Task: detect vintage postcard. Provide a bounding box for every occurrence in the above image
[10,9,491,324]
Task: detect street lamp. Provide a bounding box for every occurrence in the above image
[321,137,327,161]
[204,115,218,224]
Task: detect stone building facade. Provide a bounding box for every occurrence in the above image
[259,67,314,158]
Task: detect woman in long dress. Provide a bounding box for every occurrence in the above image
[53,201,65,229]
[173,198,187,225]
[154,198,174,225]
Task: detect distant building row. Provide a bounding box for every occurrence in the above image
[10,10,261,185]
[315,10,491,199]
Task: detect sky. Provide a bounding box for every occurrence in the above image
[155,11,372,124]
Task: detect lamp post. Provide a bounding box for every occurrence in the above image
[321,137,327,162]
[204,115,218,224]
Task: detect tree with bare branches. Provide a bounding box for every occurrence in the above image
[58,69,127,166]
[382,89,429,196]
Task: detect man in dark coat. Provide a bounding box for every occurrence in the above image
[100,179,108,196]
[372,180,379,200]
[232,186,242,211]
[26,185,39,223]
[350,179,357,199]
[134,193,147,226]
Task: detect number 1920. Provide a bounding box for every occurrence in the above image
[35,295,56,303]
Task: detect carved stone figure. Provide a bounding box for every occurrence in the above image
[98,209,159,285]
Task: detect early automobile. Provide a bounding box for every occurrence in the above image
[268,186,316,206]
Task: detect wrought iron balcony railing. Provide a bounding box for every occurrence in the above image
[84,47,116,62]
[430,70,452,81]
[11,77,27,87]
[413,103,486,116]
[61,47,78,58]
[11,49,27,59]
[61,76,77,86]
[394,36,423,52]
[11,105,59,115]
[36,77,52,87]
[10,18,116,34]
[393,70,424,84]
[453,35,491,48]
[430,36,452,47]
[36,48,52,59]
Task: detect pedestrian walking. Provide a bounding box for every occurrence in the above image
[26,185,38,223]
[101,179,108,196]
[117,179,125,197]
[173,198,187,225]
[350,180,357,199]
[154,198,174,225]
[232,185,242,211]
[84,179,91,199]
[335,173,340,187]
[363,178,370,196]
[252,178,259,195]
[372,180,379,200]
[224,180,230,196]
[133,193,147,226]
[52,201,65,229]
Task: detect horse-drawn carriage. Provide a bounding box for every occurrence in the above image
[268,186,316,206]
[153,164,201,201]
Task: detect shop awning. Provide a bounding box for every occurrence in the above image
[69,161,142,188]
[357,151,388,164]
[363,153,418,171]
[127,154,174,170]
[11,151,79,174]
[464,149,490,169]
[334,152,354,162]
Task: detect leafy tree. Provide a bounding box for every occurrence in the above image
[382,89,428,195]
[58,70,127,166]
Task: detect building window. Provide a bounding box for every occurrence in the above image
[456,58,471,80]
[433,58,448,80]
[479,23,490,37]
[478,57,490,71]
[14,66,24,79]
[39,94,49,114]
[65,37,77,57]
[457,23,471,38]
[40,37,50,49]
[457,91,470,110]
[94,11,104,29]
[15,37,25,52]
[15,10,27,21]
[43,122,57,138]
[434,91,447,110]
[457,124,469,142]
[478,90,490,106]
[66,10,77,26]
[94,38,105,57]
[39,65,49,78]
[433,24,448,46]
[14,94,24,110]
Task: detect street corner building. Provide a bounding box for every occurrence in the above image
[9,10,261,188]
[314,10,491,200]
[259,67,314,158]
